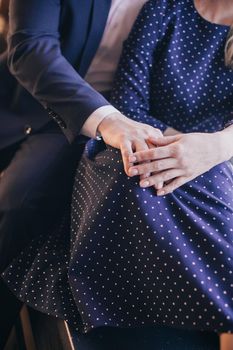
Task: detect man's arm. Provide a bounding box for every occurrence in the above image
[8,0,110,142]
[8,0,163,175]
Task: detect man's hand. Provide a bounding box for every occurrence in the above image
[128,132,228,195]
[97,112,163,176]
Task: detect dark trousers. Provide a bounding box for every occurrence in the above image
[0,121,84,348]
[71,326,220,350]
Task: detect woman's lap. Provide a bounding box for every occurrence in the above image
[68,141,233,332]
[2,139,233,333]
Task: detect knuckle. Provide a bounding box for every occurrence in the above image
[135,128,144,138]
[177,156,186,168]
[143,164,151,173]
[173,143,183,157]
[150,149,157,159]
[151,148,157,158]
[178,157,190,171]
[153,161,160,171]
[170,145,177,157]
[163,172,170,181]
[135,154,142,162]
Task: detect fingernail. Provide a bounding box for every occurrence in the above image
[129,168,138,176]
[129,156,137,163]
[157,190,165,196]
[141,181,150,188]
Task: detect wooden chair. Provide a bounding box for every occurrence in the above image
[4,305,75,350]
[7,308,233,350]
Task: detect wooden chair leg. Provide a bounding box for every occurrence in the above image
[5,305,76,350]
[59,321,75,350]
[220,333,233,350]
[4,326,19,350]
[19,305,37,350]
[27,308,76,350]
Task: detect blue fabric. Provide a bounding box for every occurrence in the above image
[0,0,111,149]
[2,0,233,336]
[111,0,233,132]
[78,0,111,75]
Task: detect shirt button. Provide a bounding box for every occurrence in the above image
[24,125,32,135]
[58,120,67,129]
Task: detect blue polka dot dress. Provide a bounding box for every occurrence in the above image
[2,0,233,334]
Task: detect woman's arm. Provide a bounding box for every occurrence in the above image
[110,1,168,132]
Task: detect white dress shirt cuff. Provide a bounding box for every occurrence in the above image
[81,105,120,138]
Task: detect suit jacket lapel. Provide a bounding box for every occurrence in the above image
[61,0,93,67]
[78,0,111,77]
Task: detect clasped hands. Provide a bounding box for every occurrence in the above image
[98,113,226,195]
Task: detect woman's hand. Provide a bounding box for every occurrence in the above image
[163,127,181,136]
[128,132,229,195]
[98,112,163,176]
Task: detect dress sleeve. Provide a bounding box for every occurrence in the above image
[7,0,110,143]
[111,0,168,132]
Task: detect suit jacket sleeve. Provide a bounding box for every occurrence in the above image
[8,0,110,143]
[110,1,168,132]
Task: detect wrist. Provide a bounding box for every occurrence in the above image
[97,112,128,134]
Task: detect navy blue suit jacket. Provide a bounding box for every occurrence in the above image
[0,0,111,149]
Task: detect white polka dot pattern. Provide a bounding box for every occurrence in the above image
[111,0,233,133]
[2,0,233,334]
